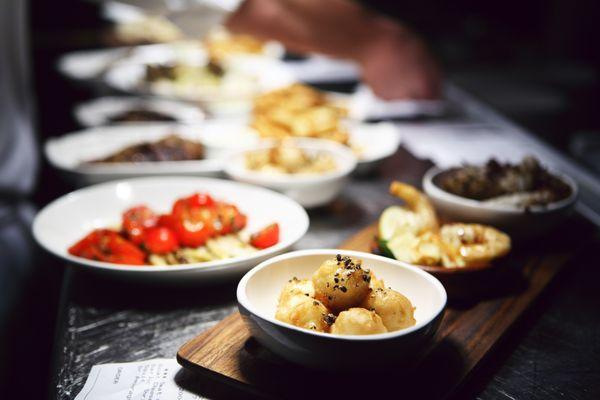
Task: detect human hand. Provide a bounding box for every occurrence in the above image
[359,27,442,100]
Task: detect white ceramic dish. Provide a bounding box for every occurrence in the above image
[237,249,446,369]
[57,41,284,81]
[104,56,295,107]
[199,119,401,174]
[224,139,357,208]
[423,166,578,239]
[33,177,309,283]
[346,121,402,173]
[74,96,205,127]
[45,124,226,186]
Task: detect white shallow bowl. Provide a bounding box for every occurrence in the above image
[104,56,295,107]
[74,96,205,127]
[423,166,578,239]
[45,123,229,186]
[33,177,309,283]
[57,41,285,81]
[237,249,446,369]
[224,139,357,208]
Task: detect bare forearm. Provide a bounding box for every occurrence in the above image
[226,0,406,63]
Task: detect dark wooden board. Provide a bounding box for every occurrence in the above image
[177,224,573,399]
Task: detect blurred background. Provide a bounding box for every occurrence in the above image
[1,0,599,398]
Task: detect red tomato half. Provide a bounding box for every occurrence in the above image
[214,203,247,234]
[250,223,279,249]
[122,205,157,244]
[68,229,146,265]
[172,193,214,216]
[171,207,216,247]
[143,227,179,254]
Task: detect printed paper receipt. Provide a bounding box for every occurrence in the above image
[74,359,200,400]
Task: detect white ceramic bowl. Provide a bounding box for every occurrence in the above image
[32,177,309,283]
[237,249,446,369]
[45,124,231,186]
[74,96,205,127]
[423,166,578,239]
[224,139,357,208]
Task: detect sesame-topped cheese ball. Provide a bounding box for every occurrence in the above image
[330,308,387,335]
[312,255,372,313]
[275,277,316,323]
[361,288,416,331]
[288,298,333,332]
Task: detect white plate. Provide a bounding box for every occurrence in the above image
[74,96,206,127]
[198,119,401,174]
[104,56,295,106]
[57,42,284,81]
[224,138,357,208]
[32,177,309,283]
[45,124,225,186]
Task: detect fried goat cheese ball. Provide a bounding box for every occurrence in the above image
[361,288,416,331]
[288,298,332,332]
[330,308,387,335]
[275,277,315,321]
[312,255,372,313]
[275,277,334,332]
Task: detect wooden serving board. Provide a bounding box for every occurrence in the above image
[177,224,575,399]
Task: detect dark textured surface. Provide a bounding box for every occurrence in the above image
[51,102,600,399]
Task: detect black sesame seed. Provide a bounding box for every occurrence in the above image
[334,278,339,283]
[336,254,342,262]
[340,286,347,293]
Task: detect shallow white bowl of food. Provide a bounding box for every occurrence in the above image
[104,56,295,108]
[224,139,357,208]
[74,96,206,127]
[33,177,309,283]
[45,124,229,186]
[423,166,578,239]
[237,249,446,369]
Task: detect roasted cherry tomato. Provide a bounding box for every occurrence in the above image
[250,223,279,249]
[157,214,177,230]
[214,203,247,234]
[143,226,179,254]
[172,193,214,216]
[122,205,157,244]
[171,207,216,247]
[68,229,146,265]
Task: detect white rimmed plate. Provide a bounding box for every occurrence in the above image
[45,124,225,186]
[104,56,295,106]
[32,177,309,283]
[74,96,206,127]
[198,119,401,174]
[237,249,446,369]
[57,41,285,81]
